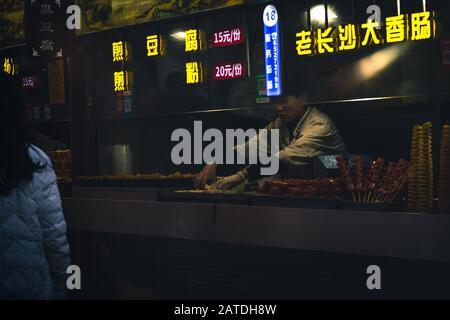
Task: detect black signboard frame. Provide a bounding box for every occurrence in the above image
[24,0,70,60]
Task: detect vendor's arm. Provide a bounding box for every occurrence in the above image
[194,162,218,188]
[246,120,346,180]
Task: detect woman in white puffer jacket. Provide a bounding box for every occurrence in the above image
[0,73,71,299]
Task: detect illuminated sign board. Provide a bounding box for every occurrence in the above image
[263,5,282,97]
[186,62,203,84]
[212,27,245,47]
[22,76,39,89]
[212,61,247,80]
[185,29,204,52]
[114,71,131,92]
[147,35,165,57]
[112,40,132,95]
[3,57,17,76]
[112,41,129,62]
[296,11,437,56]
[25,0,67,59]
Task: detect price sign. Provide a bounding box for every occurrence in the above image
[22,75,41,89]
[212,61,247,80]
[212,27,245,47]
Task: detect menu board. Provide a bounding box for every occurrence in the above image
[25,0,68,59]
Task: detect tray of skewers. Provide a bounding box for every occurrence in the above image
[252,178,344,209]
[336,155,410,212]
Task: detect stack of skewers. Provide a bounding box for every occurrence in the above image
[336,155,410,203]
[408,122,434,213]
[439,124,450,214]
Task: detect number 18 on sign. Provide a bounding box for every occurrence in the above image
[263,5,282,97]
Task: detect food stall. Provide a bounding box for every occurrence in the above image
[18,0,450,298]
[66,0,450,207]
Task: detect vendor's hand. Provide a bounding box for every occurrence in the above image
[214,171,246,190]
[194,163,218,189]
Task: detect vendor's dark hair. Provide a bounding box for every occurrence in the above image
[0,72,45,196]
[275,84,309,102]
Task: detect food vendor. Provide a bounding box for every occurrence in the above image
[194,88,348,189]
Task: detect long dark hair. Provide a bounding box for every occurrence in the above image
[0,72,44,195]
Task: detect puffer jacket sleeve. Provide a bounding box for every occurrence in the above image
[36,157,71,299]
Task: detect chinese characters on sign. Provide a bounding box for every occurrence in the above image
[338,24,358,51]
[114,71,130,92]
[186,62,203,84]
[25,0,67,58]
[147,35,165,57]
[3,58,17,76]
[112,38,133,114]
[184,29,205,84]
[23,76,38,89]
[263,5,282,97]
[112,40,132,92]
[213,61,247,80]
[411,11,435,40]
[212,28,245,47]
[185,29,204,52]
[296,11,437,56]
[142,27,246,84]
[112,41,129,62]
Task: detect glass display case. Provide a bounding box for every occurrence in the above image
[63,0,450,215]
[71,0,449,195]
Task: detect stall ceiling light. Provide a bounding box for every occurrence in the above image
[356,44,406,81]
[310,5,338,25]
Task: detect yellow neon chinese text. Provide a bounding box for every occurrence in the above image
[3,58,14,75]
[293,11,437,56]
[186,62,202,84]
[147,35,164,57]
[317,27,335,54]
[185,30,200,52]
[411,11,434,41]
[386,14,407,43]
[361,19,382,46]
[296,30,313,56]
[338,24,358,51]
[114,71,127,91]
[112,41,127,62]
